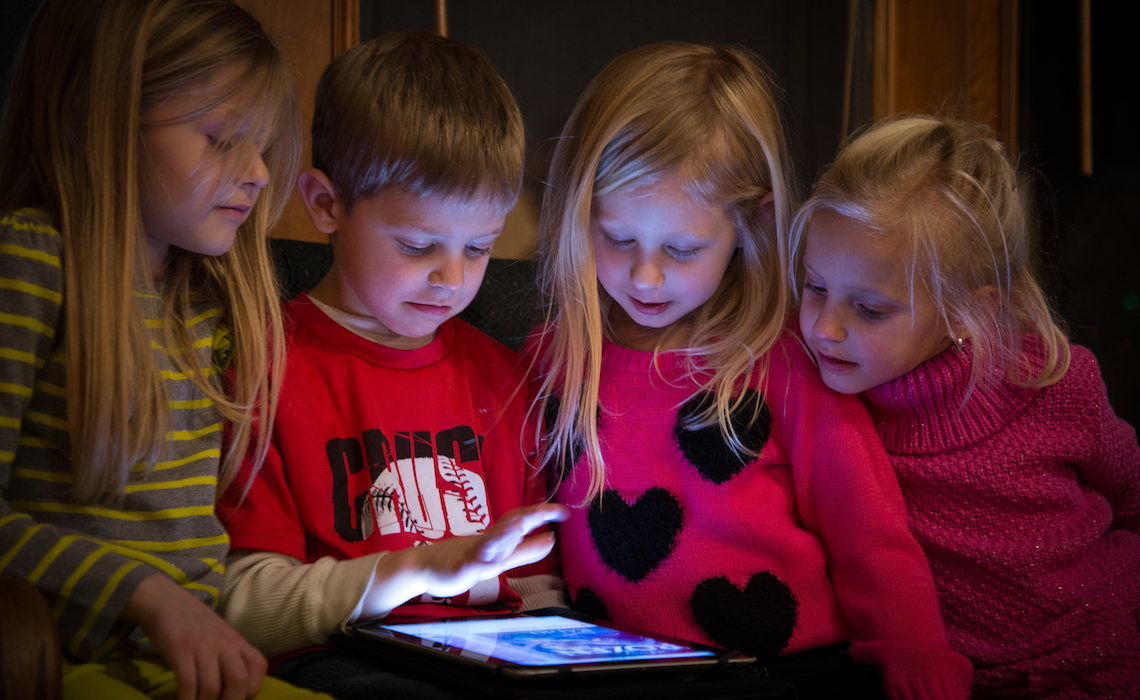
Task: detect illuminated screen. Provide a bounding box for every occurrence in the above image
[379,615,716,666]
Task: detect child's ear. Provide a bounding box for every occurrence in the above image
[296,169,342,235]
[738,190,778,248]
[950,285,1000,341]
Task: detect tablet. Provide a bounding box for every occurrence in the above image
[349,609,755,681]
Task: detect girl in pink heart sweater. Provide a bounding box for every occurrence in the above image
[793,115,1140,699]
[528,42,971,700]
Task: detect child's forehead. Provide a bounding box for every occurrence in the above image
[350,187,507,234]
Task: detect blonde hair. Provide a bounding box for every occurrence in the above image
[534,42,796,501]
[312,31,524,215]
[790,115,1069,396]
[0,0,301,502]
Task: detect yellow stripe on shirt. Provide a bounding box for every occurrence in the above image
[0,278,63,304]
[166,423,222,441]
[0,242,61,267]
[8,501,215,521]
[70,559,143,656]
[125,476,216,494]
[0,311,55,337]
[0,346,46,368]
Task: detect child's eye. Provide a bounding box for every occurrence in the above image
[666,246,700,261]
[601,233,634,250]
[206,134,233,152]
[398,241,432,255]
[803,282,826,296]
[465,244,493,258]
[857,305,888,320]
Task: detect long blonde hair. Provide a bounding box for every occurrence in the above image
[790,115,1068,396]
[0,0,300,502]
[534,42,796,501]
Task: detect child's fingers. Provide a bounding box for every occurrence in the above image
[217,650,252,700]
[501,531,557,570]
[170,654,197,700]
[504,503,571,534]
[194,646,222,700]
[239,645,267,698]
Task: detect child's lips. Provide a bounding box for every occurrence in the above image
[818,351,857,372]
[408,302,451,316]
[217,202,251,221]
[630,297,671,315]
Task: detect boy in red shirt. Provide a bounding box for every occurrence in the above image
[217,32,566,699]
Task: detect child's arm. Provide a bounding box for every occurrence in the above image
[121,572,268,700]
[219,504,566,658]
[1067,346,1140,531]
[775,338,972,700]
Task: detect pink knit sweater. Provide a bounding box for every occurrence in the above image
[549,332,971,700]
[863,338,1140,699]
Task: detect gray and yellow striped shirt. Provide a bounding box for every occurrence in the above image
[1,208,230,660]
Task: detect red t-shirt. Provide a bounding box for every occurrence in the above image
[219,294,548,621]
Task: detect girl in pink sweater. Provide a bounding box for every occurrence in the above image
[793,115,1140,699]
[529,43,971,700]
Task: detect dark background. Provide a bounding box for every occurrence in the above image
[2,0,1136,427]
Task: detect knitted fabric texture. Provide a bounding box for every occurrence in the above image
[864,337,1140,698]
[548,332,971,700]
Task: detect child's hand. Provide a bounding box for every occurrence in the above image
[418,502,570,598]
[121,573,267,700]
[363,503,570,617]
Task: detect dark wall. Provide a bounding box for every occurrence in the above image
[1021,0,1140,427]
[362,0,866,199]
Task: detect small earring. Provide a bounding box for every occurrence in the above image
[952,337,965,352]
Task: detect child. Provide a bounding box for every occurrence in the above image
[793,115,1140,698]
[215,32,567,700]
[531,42,972,700]
[0,0,329,698]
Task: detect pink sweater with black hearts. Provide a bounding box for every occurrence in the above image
[863,337,1140,698]
[549,332,972,700]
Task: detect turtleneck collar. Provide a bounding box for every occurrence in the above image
[862,339,1042,454]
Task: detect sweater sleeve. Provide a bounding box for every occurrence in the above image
[0,210,161,659]
[770,338,972,700]
[1066,347,1140,532]
[219,549,383,659]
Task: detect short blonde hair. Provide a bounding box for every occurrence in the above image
[790,115,1069,395]
[312,31,524,215]
[0,0,300,502]
[534,41,796,501]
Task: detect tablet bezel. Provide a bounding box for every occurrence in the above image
[349,609,756,681]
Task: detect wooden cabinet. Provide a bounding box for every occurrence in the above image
[874,0,1019,147]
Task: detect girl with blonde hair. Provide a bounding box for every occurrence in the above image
[0,0,325,697]
[532,42,971,699]
[794,114,1140,698]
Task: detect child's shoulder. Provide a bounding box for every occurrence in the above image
[1,207,60,247]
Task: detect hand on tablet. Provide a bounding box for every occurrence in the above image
[361,503,570,617]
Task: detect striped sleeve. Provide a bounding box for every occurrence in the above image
[0,209,229,660]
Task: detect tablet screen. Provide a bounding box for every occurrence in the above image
[373,614,717,667]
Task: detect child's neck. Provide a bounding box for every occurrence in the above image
[308,274,434,350]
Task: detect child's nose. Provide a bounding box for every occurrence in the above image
[429,255,464,291]
[630,254,664,289]
[812,303,846,342]
[241,152,270,190]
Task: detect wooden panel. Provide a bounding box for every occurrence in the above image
[874,0,1018,149]
[240,0,359,242]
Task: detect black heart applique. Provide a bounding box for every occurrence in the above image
[567,585,611,621]
[690,572,797,660]
[588,487,683,582]
[674,388,771,484]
